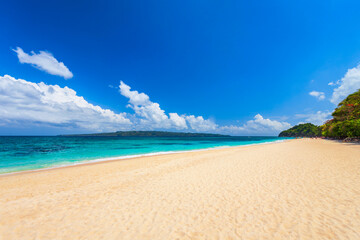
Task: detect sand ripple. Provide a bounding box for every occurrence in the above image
[1,139,360,239]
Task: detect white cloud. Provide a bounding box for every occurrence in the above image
[118,81,218,131]
[13,47,73,79]
[185,115,218,132]
[309,91,325,100]
[0,75,292,135]
[119,81,189,130]
[295,111,331,125]
[0,75,131,131]
[244,114,291,132]
[169,113,188,129]
[219,114,291,135]
[331,64,360,104]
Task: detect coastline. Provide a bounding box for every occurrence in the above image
[0,138,287,176]
[1,139,360,239]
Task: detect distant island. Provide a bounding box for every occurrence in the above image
[279,89,360,140]
[61,131,229,137]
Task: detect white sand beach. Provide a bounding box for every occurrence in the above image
[1,139,360,239]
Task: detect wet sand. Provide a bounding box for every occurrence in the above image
[1,139,360,239]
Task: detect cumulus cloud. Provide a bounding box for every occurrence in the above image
[219,114,291,135]
[331,64,360,104]
[119,81,189,130]
[243,114,291,132]
[295,111,331,125]
[185,115,218,132]
[0,75,292,135]
[13,47,73,79]
[309,91,325,100]
[118,81,287,135]
[169,113,188,129]
[118,81,218,131]
[0,75,130,131]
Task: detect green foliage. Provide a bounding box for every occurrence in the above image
[279,123,322,137]
[322,89,360,138]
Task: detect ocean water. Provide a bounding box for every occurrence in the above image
[0,136,289,174]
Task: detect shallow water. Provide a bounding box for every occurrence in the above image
[0,136,289,174]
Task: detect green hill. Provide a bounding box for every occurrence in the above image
[278,123,322,137]
[322,89,360,138]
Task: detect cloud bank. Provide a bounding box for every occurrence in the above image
[118,81,217,131]
[331,64,360,104]
[219,114,291,135]
[13,47,73,79]
[0,75,130,131]
[0,74,290,135]
[304,111,331,125]
[295,111,331,125]
[118,81,288,134]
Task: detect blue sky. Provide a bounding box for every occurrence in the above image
[1,0,360,135]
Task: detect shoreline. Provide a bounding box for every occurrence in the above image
[0,138,287,177]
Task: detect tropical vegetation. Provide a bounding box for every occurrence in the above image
[279,123,322,137]
[322,89,360,138]
[279,89,360,139]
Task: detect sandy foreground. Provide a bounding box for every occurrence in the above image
[1,139,360,239]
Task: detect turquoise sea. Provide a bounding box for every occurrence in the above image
[0,136,289,174]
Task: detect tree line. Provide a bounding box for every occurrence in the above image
[279,89,360,139]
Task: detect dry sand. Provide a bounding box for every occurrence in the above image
[1,139,360,239]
